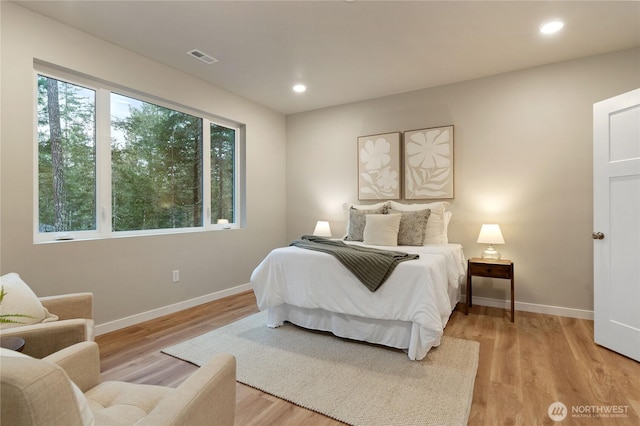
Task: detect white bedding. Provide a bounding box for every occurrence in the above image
[250,242,466,360]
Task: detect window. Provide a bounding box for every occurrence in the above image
[37,76,97,233]
[210,123,235,224]
[111,93,203,231]
[36,69,242,242]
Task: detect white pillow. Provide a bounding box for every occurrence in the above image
[0,348,95,426]
[363,213,401,246]
[0,273,58,329]
[443,211,453,243]
[388,201,450,244]
[343,201,388,213]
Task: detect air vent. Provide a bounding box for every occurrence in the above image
[187,49,218,64]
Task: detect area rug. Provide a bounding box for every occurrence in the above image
[162,311,479,426]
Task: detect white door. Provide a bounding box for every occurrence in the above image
[593,88,640,362]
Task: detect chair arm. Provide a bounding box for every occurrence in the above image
[0,319,94,358]
[40,293,93,320]
[1,354,86,426]
[44,341,101,392]
[137,353,237,426]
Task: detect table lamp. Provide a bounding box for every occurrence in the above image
[477,224,505,260]
[313,220,332,237]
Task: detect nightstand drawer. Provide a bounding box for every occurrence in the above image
[468,262,512,279]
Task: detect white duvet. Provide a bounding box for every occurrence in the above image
[251,242,466,359]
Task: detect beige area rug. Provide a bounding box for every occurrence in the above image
[162,311,479,426]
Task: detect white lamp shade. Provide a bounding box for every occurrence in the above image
[313,220,332,237]
[217,219,229,225]
[477,224,505,244]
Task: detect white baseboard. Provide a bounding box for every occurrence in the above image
[95,283,253,336]
[461,295,594,320]
[96,285,593,335]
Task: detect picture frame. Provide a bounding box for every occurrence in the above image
[357,132,401,200]
[403,125,454,199]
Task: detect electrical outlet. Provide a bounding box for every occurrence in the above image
[172,270,180,283]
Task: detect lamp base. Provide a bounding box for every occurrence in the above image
[481,245,501,260]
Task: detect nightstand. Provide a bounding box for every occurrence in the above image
[466,258,514,322]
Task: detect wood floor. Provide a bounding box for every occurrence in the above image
[95,291,640,425]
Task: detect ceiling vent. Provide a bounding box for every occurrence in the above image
[187,49,218,64]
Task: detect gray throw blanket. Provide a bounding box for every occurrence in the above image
[289,235,419,292]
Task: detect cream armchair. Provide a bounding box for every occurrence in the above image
[1,341,237,426]
[0,292,94,358]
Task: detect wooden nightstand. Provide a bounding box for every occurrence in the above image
[466,258,515,322]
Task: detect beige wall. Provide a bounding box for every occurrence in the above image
[0,3,287,325]
[286,48,640,312]
[2,2,638,325]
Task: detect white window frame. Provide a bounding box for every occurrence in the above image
[33,64,243,243]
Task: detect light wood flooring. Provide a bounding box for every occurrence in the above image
[95,291,640,425]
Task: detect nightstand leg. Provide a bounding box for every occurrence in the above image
[466,269,472,315]
[510,274,515,322]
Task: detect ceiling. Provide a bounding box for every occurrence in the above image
[14,1,640,115]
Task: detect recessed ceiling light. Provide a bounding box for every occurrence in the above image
[293,84,307,93]
[540,20,564,35]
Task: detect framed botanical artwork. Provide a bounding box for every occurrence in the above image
[357,132,401,200]
[403,125,454,199]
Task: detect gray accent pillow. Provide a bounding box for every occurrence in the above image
[387,208,431,246]
[344,206,386,241]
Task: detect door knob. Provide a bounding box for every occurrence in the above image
[592,232,605,240]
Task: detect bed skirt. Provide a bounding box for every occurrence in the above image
[266,304,443,360]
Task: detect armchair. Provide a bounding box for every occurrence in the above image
[1,341,237,426]
[0,292,94,358]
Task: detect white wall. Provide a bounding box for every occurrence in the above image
[286,48,640,313]
[0,3,287,326]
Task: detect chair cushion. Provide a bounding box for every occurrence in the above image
[86,381,172,425]
[1,273,58,329]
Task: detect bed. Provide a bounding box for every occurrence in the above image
[250,200,467,360]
